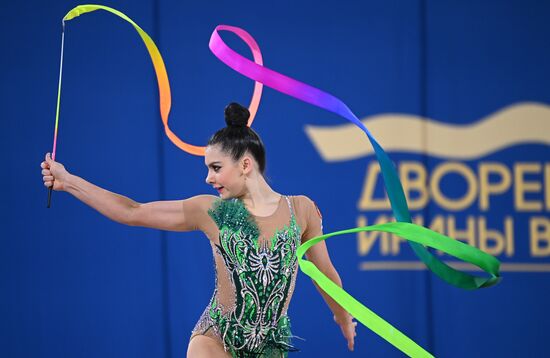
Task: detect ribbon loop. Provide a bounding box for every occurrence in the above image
[57,5,264,157]
[209,24,502,356]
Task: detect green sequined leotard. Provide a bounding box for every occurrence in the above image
[191,195,302,357]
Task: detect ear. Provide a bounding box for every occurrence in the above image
[241,156,253,175]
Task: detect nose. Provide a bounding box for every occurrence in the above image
[205,171,214,185]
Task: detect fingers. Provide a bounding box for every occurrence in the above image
[347,332,355,351]
[42,168,53,181]
[336,315,358,351]
[340,321,356,351]
[42,154,54,188]
[43,152,52,169]
[43,173,54,187]
[43,173,54,188]
[348,321,357,351]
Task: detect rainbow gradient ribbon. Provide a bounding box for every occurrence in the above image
[209,25,501,357]
[53,6,502,356]
[53,4,264,159]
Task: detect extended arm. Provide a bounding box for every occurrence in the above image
[299,196,357,351]
[305,240,357,351]
[41,152,212,231]
[305,241,349,319]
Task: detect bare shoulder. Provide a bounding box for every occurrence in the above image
[184,194,218,211]
[130,194,218,232]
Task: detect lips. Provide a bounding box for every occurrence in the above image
[215,186,224,194]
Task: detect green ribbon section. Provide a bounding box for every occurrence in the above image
[297,222,501,357]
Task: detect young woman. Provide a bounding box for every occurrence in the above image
[41,102,357,357]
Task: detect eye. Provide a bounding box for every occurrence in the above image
[213,165,221,173]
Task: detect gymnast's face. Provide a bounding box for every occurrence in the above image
[204,145,250,199]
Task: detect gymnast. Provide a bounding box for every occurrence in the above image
[41,102,357,357]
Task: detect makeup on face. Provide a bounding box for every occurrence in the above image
[205,147,245,198]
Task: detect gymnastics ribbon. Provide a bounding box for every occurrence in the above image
[209,25,501,356]
[51,4,264,170]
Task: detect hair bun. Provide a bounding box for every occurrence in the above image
[224,102,250,128]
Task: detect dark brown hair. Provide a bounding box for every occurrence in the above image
[207,102,266,175]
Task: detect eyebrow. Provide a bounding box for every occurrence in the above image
[206,161,222,167]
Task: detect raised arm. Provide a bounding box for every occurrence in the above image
[300,196,357,351]
[41,152,214,231]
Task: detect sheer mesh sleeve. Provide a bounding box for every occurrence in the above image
[295,195,323,241]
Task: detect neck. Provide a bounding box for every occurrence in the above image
[239,173,280,209]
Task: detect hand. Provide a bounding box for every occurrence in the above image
[334,313,357,351]
[41,152,69,191]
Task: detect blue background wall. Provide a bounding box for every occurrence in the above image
[2,1,549,357]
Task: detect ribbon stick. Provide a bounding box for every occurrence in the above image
[50,4,264,173]
[47,26,66,208]
[209,25,501,356]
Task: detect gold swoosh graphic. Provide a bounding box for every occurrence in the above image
[304,102,550,161]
